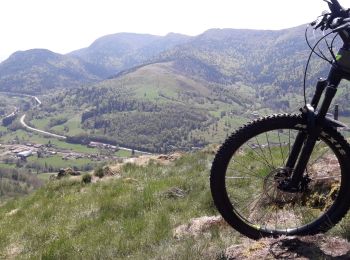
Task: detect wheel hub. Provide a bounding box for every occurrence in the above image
[263,167,310,205]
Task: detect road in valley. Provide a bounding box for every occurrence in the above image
[10,93,153,155]
[20,114,67,139]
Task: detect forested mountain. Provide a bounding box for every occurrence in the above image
[38,61,258,152]
[69,32,192,77]
[0,33,191,93]
[0,25,332,95]
[0,49,102,94]
[158,26,318,89]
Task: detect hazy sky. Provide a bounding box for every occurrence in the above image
[0,0,336,61]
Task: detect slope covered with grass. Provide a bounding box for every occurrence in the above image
[2,149,350,259]
[0,151,242,259]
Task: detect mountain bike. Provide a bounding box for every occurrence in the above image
[210,0,350,240]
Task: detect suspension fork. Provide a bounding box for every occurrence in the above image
[285,78,338,188]
[285,79,328,170]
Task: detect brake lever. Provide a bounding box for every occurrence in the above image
[312,11,331,30]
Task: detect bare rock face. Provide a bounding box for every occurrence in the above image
[156,152,183,163]
[173,216,227,239]
[123,152,184,167]
[224,235,350,259]
[162,187,186,199]
[57,168,80,178]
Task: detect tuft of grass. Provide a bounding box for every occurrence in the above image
[94,167,104,178]
[81,173,92,184]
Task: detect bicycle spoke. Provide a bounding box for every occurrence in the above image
[227,160,266,180]
[309,146,331,167]
[243,144,275,170]
[254,136,274,168]
[278,131,286,165]
[265,132,275,168]
[247,140,275,170]
[289,129,291,157]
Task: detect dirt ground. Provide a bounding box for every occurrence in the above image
[174,216,350,259]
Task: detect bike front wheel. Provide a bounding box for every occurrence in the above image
[210,114,350,239]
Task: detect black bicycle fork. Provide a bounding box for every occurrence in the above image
[284,64,344,190]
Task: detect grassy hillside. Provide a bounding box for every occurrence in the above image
[0,151,242,259]
[0,167,42,202]
[1,150,350,258]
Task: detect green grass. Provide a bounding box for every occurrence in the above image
[0,163,16,169]
[29,111,87,137]
[27,155,94,170]
[50,140,99,154]
[51,113,86,136]
[0,151,241,259]
[134,85,161,100]
[37,172,56,181]
[115,149,132,157]
[192,114,250,144]
[30,118,50,130]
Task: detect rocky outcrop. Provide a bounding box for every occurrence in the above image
[173,216,227,239]
[174,216,350,259]
[224,235,350,259]
[56,168,81,178]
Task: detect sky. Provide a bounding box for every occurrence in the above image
[0,0,336,61]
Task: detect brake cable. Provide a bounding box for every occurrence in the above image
[303,30,334,106]
[305,25,332,62]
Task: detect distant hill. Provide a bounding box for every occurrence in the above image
[0,33,191,94]
[0,49,102,94]
[158,26,312,88]
[0,26,329,95]
[69,32,192,77]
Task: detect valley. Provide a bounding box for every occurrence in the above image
[1,19,350,258]
[1,25,350,201]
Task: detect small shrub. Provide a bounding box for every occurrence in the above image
[82,173,92,184]
[94,167,104,178]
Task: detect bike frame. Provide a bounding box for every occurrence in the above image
[286,46,350,188]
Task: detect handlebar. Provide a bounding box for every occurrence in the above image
[327,0,345,16]
[312,0,350,35]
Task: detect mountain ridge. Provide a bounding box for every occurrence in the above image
[0,25,314,94]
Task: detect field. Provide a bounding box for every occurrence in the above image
[27,155,95,170]
[0,129,98,154]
